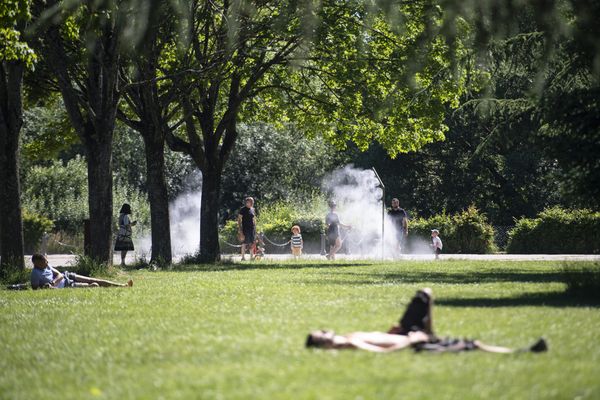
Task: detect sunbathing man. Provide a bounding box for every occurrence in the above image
[30,254,133,289]
[306,288,547,354]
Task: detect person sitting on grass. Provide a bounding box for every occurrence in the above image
[306,288,547,354]
[30,254,133,289]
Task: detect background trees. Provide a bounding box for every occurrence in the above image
[1,0,599,267]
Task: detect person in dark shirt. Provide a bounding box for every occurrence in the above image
[387,198,408,256]
[237,197,257,260]
[325,200,351,260]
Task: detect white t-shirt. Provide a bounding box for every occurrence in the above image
[432,236,443,250]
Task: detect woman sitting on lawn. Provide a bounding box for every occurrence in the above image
[306,288,547,354]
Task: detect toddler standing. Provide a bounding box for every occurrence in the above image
[431,229,443,260]
[291,225,303,259]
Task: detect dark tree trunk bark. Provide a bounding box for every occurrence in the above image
[85,131,114,263]
[199,166,222,262]
[142,131,172,263]
[0,62,25,270]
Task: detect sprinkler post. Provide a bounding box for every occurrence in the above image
[371,167,385,260]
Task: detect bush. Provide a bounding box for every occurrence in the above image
[71,255,114,277]
[22,210,54,254]
[22,156,151,238]
[507,207,600,254]
[220,197,326,254]
[408,207,496,254]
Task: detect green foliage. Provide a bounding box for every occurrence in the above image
[409,206,496,253]
[221,123,345,217]
[22,209,53,253]
[507,207,600,254]
[71,255,115,277]
[20,98,80,164]
[22,156,88,233]
[21,156,151,235]
[0,0,36,68]
[248,1,469,158]
[0,265,30,285]
[220,197,327,253]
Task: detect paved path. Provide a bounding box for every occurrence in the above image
[27,253,600,267]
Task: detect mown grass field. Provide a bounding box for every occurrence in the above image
[1,260,599,399]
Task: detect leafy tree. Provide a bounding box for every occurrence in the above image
[30,0,151,263]
[220,123,345,219]
[167,0,467,261]
[1,0,35,270]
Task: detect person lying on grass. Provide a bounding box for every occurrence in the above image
[306,288,547,354]
[30,254,133,289]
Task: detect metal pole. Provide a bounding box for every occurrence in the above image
[371,167,385,260]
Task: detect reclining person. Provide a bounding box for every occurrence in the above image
[30,254,133,289]
[306,288,547,354]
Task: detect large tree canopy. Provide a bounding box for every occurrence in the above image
[161,0,468,261]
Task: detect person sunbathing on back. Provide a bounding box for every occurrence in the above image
[306,288,547,354]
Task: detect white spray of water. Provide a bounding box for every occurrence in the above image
[136,172,202,257]
[322,165,428,258]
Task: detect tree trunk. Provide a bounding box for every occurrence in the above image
[86,133,114,264]
[0,63,25,270]
[199,167,222,262]
[142,131,172,264]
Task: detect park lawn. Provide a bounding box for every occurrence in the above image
[1,260,599,400]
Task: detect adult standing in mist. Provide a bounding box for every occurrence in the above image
[237,197,257,261]
[388,198,408,256]
[326,200,351,260]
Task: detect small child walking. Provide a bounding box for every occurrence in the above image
[291,225,303,259]
[431,229,443,260]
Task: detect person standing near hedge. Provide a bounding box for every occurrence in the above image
[114,203,136,266]
[431,229,443,260]
[388,198,408,256]
[237,197,257,261]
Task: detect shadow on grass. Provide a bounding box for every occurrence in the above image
[170,262,371,272]
[436,291,600,308]
[323,269,570,285]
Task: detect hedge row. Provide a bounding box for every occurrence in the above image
[507,207,600,254]
[407,206,496,254]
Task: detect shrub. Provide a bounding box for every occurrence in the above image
[22,156,151,237]
[71,255,114,277]
[22,210,54,254]
[408,207,496,254]
[507,207,600,254]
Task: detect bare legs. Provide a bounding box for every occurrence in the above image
[328,238,342,260]
[72,273,133,287]
[120,251,127,266]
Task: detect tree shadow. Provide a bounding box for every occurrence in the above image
[325,269,569,284]
[436,291,600,308]
[169,262,371,272]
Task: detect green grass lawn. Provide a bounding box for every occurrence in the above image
[1,260,599,399]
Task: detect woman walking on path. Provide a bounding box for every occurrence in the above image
[114,203,136,266]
